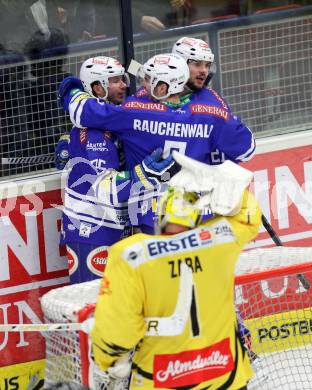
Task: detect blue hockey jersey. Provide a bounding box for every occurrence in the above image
[67,89,255,229]
[68,89,255,168]
[63,127,130,245]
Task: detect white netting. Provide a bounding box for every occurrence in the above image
[219,15,312,137]
[236,246,312,276]
[41,247,312,389]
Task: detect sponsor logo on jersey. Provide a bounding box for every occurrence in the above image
[133,119,213,138]
[87,246,109,276]
[124,101,167,112]
[153,338,234,388]
[211,220,235,244]
[198,228,212,242]
[123,242,146,267]
[66,246,79,275]
[146,229,214,259]
[190,104,229,120]
[86,140,108,152]
[80,129,87,144]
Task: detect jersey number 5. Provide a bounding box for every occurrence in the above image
[163,140,187,158]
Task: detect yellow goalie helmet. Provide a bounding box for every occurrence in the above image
[157,187,201,232]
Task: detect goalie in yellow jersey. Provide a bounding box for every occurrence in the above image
[91,152,262,389]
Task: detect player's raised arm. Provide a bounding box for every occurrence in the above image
[58,77,125,130]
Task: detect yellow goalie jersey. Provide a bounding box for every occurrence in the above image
[91,191,261,389]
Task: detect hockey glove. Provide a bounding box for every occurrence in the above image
[58,76,85,110]
[55,134,70,170]
[131,148,180,190]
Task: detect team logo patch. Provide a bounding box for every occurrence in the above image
[66,246,79,275]
[87,246,109,276]
[153,338,234,388]
[123,242,145,267]
[190,104,228,120]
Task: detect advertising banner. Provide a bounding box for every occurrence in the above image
[0,175,69,373]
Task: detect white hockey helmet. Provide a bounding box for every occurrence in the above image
[172,37,214,63]
[80,56,126,99]
[143,53,190,99]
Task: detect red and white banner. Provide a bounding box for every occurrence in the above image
[0,175,69,367]
[0,139,311,373]
[243,144,312,248]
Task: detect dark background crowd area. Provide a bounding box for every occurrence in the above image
[0,0,310,177]
[0,1,310,54]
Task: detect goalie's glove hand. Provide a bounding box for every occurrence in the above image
[55,134,70,170]
[131,148,180,189]
[58,76,85,110]
[107,353,132,380]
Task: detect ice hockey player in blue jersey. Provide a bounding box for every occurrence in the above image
[172,36,249,164]
[61,56,176,283]
[59,53,255,233]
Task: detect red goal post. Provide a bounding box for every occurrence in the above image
[41,247,312,389]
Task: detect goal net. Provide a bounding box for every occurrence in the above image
[41,247,312,389]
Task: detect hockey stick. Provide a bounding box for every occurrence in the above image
[0,322,82,332]
[1,155,54,165]
[0,265,193,335]
[261,214,310,290]
[145,262,193,336]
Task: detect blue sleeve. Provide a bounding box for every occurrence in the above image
[212,115,256,163]
[68,95,126,134]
